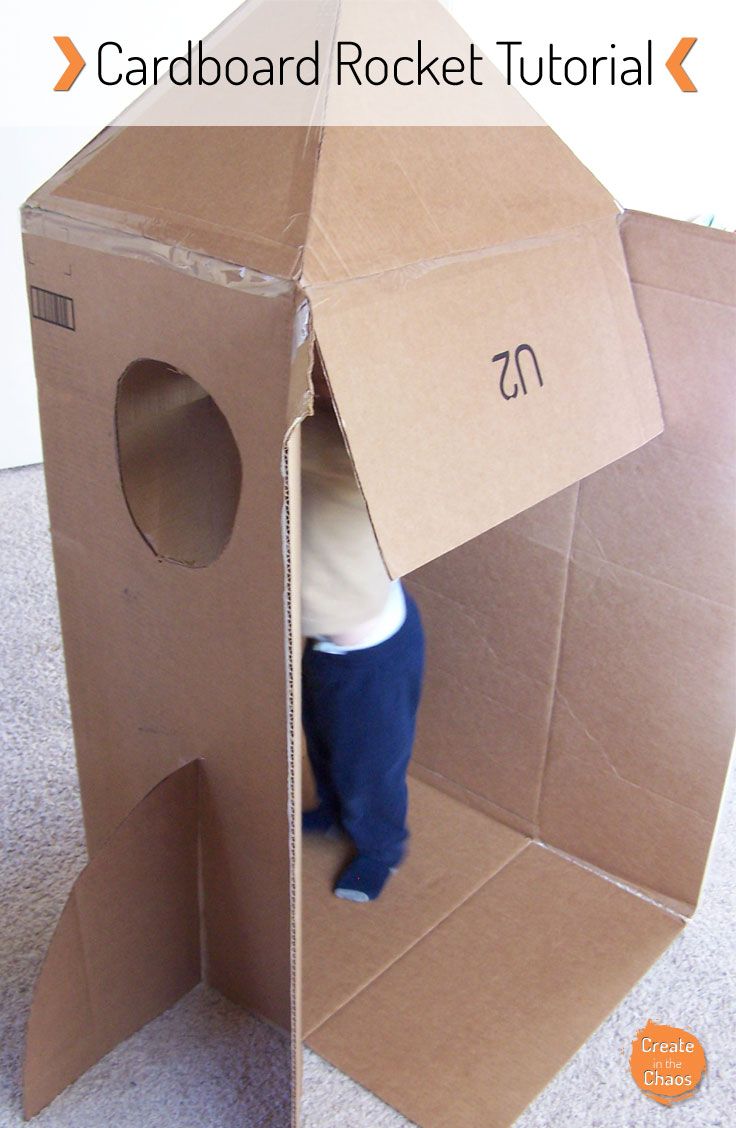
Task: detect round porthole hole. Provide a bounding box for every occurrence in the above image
[115,358,242,567]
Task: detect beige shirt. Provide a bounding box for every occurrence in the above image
[300,399,392,637]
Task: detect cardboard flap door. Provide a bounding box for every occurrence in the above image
[23,762,201,1119]
[309,212,663,578]
[540,212,736,914]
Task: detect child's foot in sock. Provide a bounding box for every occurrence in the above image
[302,806,342,838]
[334,854,399,902]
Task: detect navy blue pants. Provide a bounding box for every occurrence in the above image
[302,589,425,868]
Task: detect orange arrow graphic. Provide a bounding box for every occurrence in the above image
[666,37,697,92]
[54,36,85,91]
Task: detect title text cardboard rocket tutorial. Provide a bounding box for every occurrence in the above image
[97,38,656,88]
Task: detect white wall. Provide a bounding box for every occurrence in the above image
[1,0,241,469]
[2,128,98,468]
[2,0,732,468]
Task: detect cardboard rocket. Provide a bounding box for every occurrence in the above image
[19,2,735,1124]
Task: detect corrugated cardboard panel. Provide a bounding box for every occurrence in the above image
[307,843,683,1128]
[24,233,296,1031]
[303,126,615,285]
[540,214,736,912]
[541,555,734,913]
[37,126,320,279]
[301,774,524,1033]
[404,485,578,829]
[622,209,736,306]
[573,428,734,605]
[311,214,662,577]
[23,761,201,1118]
[619,214,735,470]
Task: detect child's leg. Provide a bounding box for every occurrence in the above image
[302,650,342,829]
[301,591,425,873]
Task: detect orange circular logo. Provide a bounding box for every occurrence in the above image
[629,1020,706,1106]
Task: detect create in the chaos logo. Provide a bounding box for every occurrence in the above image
[629,1020,707,1106]
[52,35,699,92]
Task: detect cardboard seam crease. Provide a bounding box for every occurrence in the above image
[21,207,293,297]
[590,233,651,450]
[533,484,578,827]
[302,837,532,1040]
[533,840,690,921]
[302,216,623,292]
[631,280,736,312]
[573,543,735,616]
[25,197,639,297]
[550,690,718,821]
[408,761,538,838]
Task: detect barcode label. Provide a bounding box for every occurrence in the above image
[30,286,75,331]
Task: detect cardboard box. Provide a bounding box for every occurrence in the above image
[18,6,735,1127]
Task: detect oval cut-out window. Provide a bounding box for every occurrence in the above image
[115,359,241,567]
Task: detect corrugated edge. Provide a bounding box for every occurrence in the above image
[281,429,302,1128]
[282,296,316,1128]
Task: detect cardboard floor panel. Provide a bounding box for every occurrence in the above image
[301,773,525,1034]
[306,842,683,1128]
